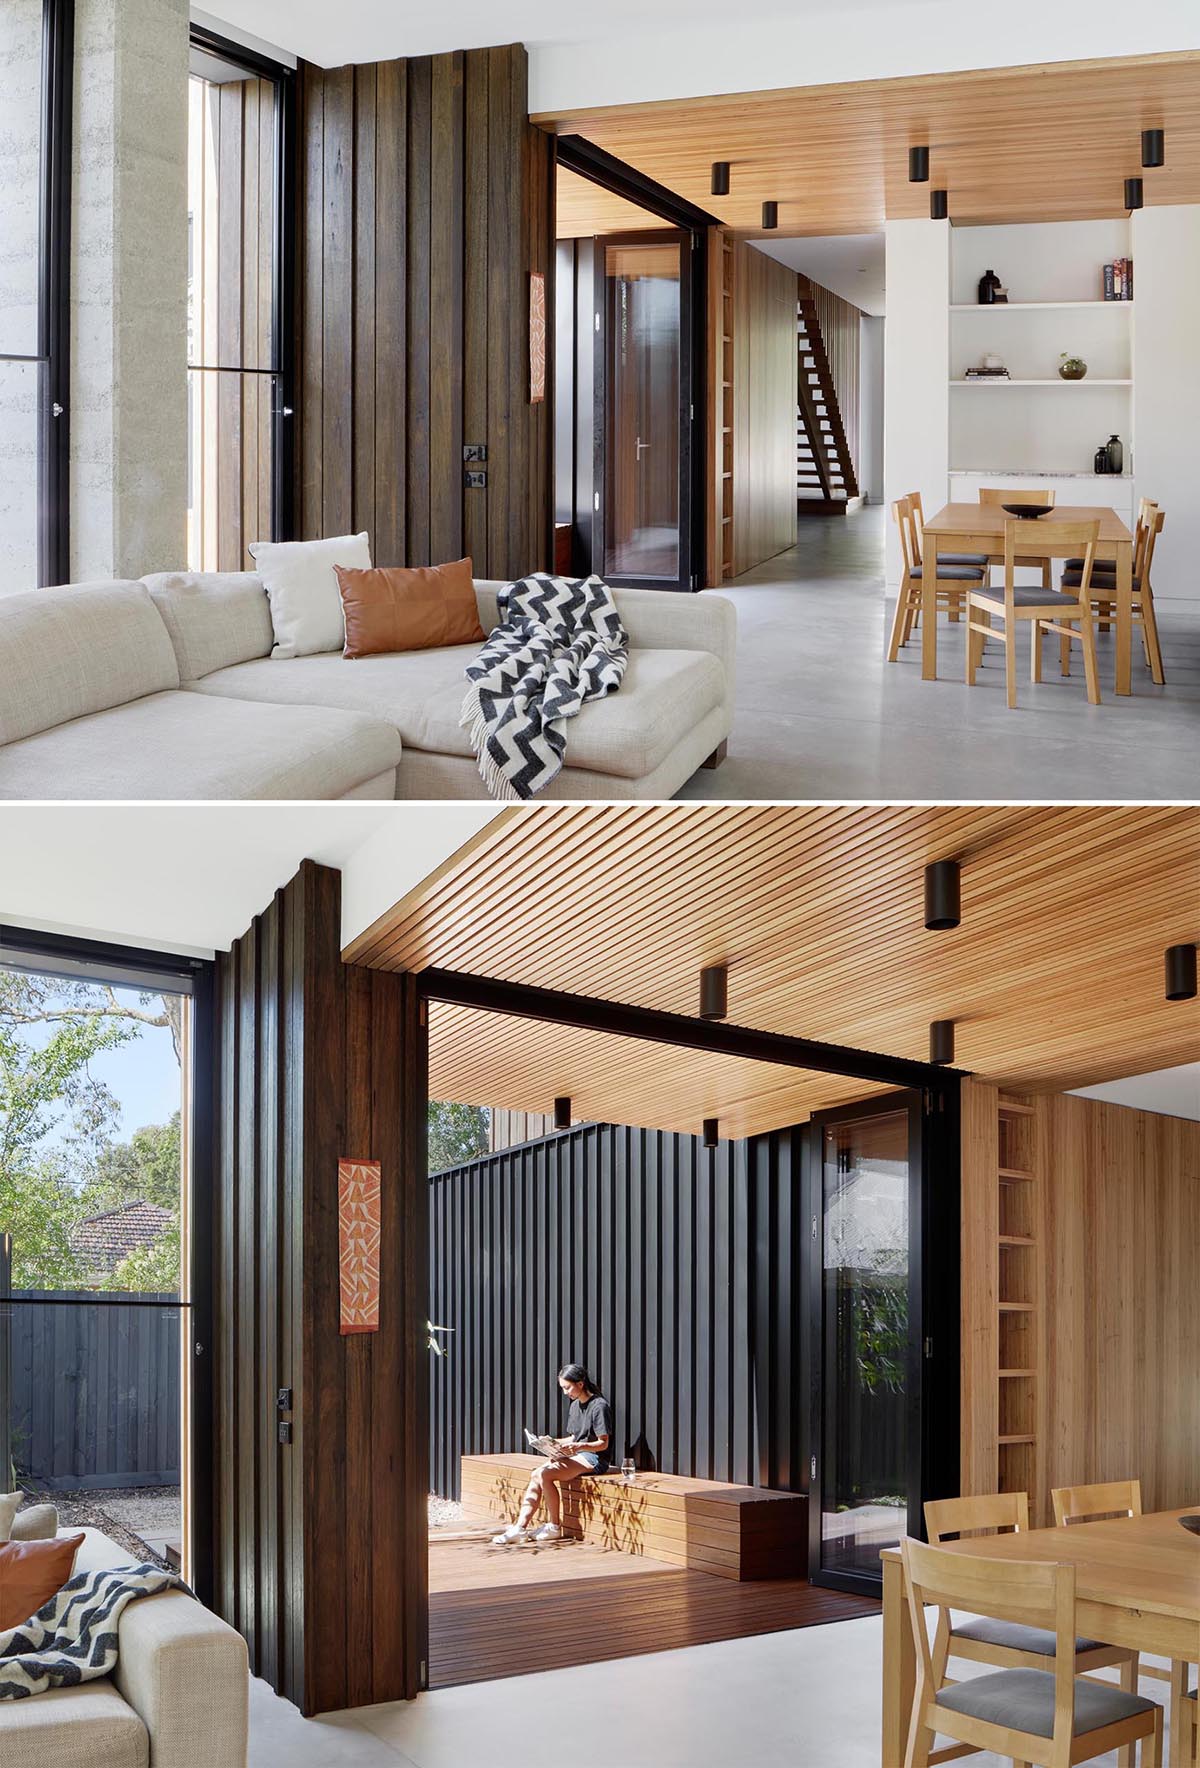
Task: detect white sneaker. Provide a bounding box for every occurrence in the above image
[491,1524,527,1544]
[532,1523,562,1541]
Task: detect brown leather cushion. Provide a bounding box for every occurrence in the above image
[334,558,486,658]
[0,1532,85,1629]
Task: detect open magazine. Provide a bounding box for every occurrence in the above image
[523,1428,561,1456]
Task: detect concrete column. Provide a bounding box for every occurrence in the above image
[71,0,188,581]
[883,218,950,583]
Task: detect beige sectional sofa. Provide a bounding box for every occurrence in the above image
[0,1528,248,1768]
[0,571,735,801]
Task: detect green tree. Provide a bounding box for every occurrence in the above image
[81,1113,181,1214]
[103,1218,181,1295]
[428,1100,489,1174]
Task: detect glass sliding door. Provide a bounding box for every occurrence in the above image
[0,0,72,588]
[808,1093,923,1594]
[595,232,695,590]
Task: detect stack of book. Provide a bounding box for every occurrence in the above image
[1102,259,1134,300]
[963,366,1011,379]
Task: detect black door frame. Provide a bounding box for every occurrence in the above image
[0,923,217,1607]
[187,22,298,545]
[556,135,718,591]
[804,1082,961,1597]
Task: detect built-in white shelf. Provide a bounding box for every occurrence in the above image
[950,300,1133,312]
[950,378,1132,387]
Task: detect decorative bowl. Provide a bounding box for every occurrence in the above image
[1001,503,1054,518]
[1179,1514,1200,1536]
[1059,354,1088,381]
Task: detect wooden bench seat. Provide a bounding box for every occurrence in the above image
[460,1452,806,1581]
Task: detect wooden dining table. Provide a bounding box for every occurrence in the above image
[921,502,1137,694]
[881,1508,1200,1768]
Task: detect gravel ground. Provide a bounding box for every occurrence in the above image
[22,1484,180,1572]
[428,1493,465,1530]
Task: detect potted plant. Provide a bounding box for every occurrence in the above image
[1059,352,1088,381]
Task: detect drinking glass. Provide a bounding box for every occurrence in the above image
[621,1457,636,1484]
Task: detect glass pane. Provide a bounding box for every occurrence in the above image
[0,359,43,592]
[820,1108,909,1578]
[0,1298,184,1565]
[188,70,277,371]
[187,367,274,570]
[0,0,44,357]
[604,239,681,580]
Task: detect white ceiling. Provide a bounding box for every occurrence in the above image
[1070,1062,1200,1122]
[755,233,885,314]
[0,806,497,957]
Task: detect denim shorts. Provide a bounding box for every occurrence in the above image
[573,1451,604,1472]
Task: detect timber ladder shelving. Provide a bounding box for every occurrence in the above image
[995,1095,1043,1517]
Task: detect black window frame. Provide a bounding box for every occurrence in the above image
[0,922,216,1607]
[187,22,297,547]
[0,0,73,586]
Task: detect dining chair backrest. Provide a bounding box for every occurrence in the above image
[901,1538,1078,1757]
[1002,517,1098,601]
[1138,502,1165,581]
[1051,1477,1142,1526]
[925,1490,1029,1543]
[907,490,927,564]
[891,495,918,575]
[979,486,1056,507]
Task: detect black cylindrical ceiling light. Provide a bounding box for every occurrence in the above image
[1141,128,1165,168]
[553,1096,572,1130]
[908,145,930,183]
[702,1118,720,1149]
[929,1019,955,1065]
[1165,943,1198,1002]
[1125,176,1144,211]
[930,189,948,220]
[924,859,961,931]
[761,200,778,229]
[711,160,731,196]
[699,963,728,1021]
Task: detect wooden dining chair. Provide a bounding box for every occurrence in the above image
[978,486,1057,591]
[965,518,1102,709]
[1061,500,1166,684]
[909,490,990,573]
[888,496,985,662]
[1169,1660,1197,1767]
[1051,1479,1143,1527]
[924,1493,1140,1692]
[900,1537,1163,1768]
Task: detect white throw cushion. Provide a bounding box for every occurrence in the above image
[11,1501,58,1541]
[0,1490,20,1541]
[248,533,371,659]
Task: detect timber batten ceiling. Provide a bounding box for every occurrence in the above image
[533,53,1200,235]
[345,805,1200,1138]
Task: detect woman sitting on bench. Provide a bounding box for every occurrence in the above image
[493,1363,613,1543]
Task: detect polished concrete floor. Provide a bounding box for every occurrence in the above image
[247,1612,1180,1768]
[678,505,1200,802]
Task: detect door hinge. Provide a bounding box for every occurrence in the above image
[594,491,600,512]
[924,1336,934,1359]
[810,1455,817,1482]
[689,402,695,422]
[811,1214,818,1240]
[594,312,600,333]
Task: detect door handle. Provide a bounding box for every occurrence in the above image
[635,436,650,459]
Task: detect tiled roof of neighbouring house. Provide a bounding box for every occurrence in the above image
[71,1200,172,1275]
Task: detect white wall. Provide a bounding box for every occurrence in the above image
[858,314,884,503]
[1132,203,1200,600]
[528,0,1200,112]
[883,219,949,581]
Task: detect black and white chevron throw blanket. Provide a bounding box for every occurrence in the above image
[0,1563,184,1699]
[461,572,628,799]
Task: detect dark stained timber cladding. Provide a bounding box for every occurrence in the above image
[428,1123,806,1501]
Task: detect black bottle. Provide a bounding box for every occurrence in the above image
[1094,443,1110,474]
[1106,434,1124,476]
[978,268,1001,305]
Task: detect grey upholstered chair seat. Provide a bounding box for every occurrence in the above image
[1062,568,1142,590]
[973,583,1083,608]
[936,1668,1156,1738]
[951,1616,1103,1656]
[938,551,990,566]
[907,564,985,582]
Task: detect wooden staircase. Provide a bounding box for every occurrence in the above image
[796,288,859,513]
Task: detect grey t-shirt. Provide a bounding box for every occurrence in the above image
[566,1392,613,1470]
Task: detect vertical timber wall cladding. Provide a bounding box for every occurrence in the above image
[429,1123,806,1501]
[297,44,554,578]
[732,241,798,573]
[213,861,428,1714]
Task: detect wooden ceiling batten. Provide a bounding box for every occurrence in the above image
[532,52,1200,235]
[347,804,1199,1138]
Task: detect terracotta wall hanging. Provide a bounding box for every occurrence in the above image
[530,271,546,403]
[337,1158,382,1334]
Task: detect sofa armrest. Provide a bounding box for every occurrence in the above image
[112,1587,249,1768]
[471,580,737,696]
